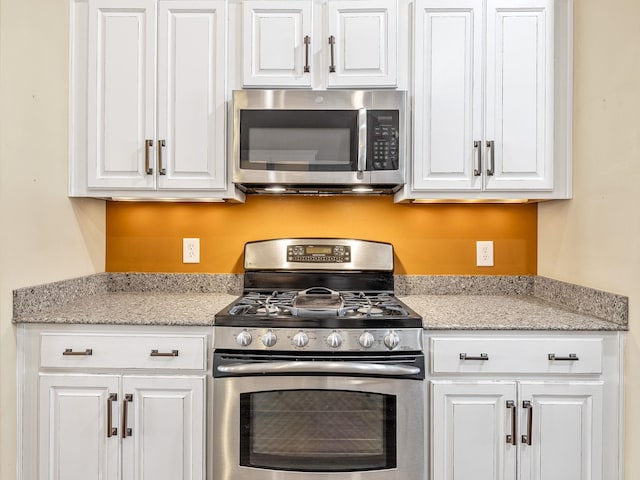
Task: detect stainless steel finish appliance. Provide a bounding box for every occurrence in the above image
[232,90,406,194]
[213,238,425,480]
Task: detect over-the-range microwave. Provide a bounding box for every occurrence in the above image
[232,89,407,195]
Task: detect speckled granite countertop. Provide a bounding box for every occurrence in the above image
[400,295,624,331]
[12,273,240,326]
[13,273,628,330]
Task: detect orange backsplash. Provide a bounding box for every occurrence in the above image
[106,196,537,275]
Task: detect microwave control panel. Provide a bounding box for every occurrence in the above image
[368,110,400,171]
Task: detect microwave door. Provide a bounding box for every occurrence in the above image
[236,109,372,185]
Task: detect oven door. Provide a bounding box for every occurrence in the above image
[212,353,425,480]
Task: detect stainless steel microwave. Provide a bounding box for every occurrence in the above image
[232,90,407,194]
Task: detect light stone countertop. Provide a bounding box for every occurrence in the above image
[400,295,625,331]
[14,292,238,326]
[12,273,628,331]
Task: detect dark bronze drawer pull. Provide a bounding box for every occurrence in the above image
[63,348,93,356]
[548,353,579,361]
[459,352,489,361]
[150,349,179,357]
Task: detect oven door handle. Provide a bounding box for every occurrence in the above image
[217,361,420,376]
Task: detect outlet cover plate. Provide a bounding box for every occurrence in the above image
[183,238,200,264]
[476,241,494,267]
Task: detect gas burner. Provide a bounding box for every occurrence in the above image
[256,305,280,315]
[357,306,383,315]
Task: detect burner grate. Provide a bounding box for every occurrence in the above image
[228,290,409,318]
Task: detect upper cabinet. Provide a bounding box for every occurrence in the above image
[241,0,399,89]
[397,0,573,201]
[69,0,242,200]
[242,0,314,87]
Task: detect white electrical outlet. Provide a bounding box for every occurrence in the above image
[183,238,200,264]
[476,241,494,267]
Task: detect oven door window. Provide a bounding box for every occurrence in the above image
[239,110,358,171]
[240,389,397,472]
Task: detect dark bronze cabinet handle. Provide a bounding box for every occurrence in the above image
[506,400,516,445]
[63,348,93,356]
[145,139,154,174]
[459,353,489,361]
[548,353,579,361]
[150,349,179,357]
[107,393,118,438]
[122,394,133,438]
[521,400,533,445]
[328,35,336,72]
[157,139,166,175]
[473,140,482,176]
[486,140,495,176]
[303,35,311,73]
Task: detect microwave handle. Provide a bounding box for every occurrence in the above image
[358,108,367,172]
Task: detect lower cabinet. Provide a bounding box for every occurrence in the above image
[427,332,623,480]
[19,325,210,480]
[431,381,603,480]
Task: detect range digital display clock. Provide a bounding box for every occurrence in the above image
[287,244,351,263]
[306,246,333,255]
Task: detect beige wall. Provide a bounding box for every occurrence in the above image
[538,0,640,478]
[0,0,106,478]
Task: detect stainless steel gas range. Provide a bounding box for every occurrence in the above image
[212,238,425,480]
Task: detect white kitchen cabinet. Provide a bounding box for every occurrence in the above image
[70,0,240,199]
[431,381,517,480]
[241,0,398,88]
[428,332,623,480]
[432,381,603,480]
[325,0,397,87]
[20,325,210,480]
[121,376,205,480]
[39,374,120,480]
[400,0,573,201]
[518,382,603,480]
[242,0,313,87]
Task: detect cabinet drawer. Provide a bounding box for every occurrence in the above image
[40,333,207,370]
[430,337,603,374]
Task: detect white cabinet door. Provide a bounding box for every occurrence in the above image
[242,0,313,87]
[121,376,206,480]
[518,382,604,480]
[484,0,554,191]
[87,0,156,190]
[431,381,517,480]
[326,0,397,87]
[412,0,482,190]
[410,0,555,196]
[157,0,227,190]
[39,374,121,480]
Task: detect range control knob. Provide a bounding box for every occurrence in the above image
[383,331,400,350]
[236,330,252,347]
[292,331,309,348]
[261,330,278,348]
[358,331,375,349]
[326,331,343,348]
